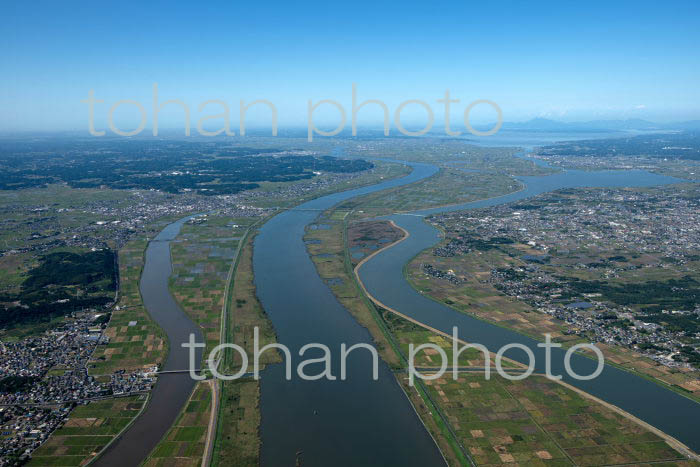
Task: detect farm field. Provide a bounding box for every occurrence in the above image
[144,382,213,467]
[342,140,532,171]
[169,214,258,355]
[424,374,688,466]
[28,395,146,466]
[89,238,167,375]
[0,185,133,254]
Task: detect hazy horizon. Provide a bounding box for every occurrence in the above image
[3,0,700,133]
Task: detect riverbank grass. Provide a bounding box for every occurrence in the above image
[222,231,279,373]
[211,379,260,467]
[304,217,401,366]
[344,169,520,219]
[212,226,279,465]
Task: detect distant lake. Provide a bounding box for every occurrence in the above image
[467,129,633,148]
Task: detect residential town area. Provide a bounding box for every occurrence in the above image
[0,308,157,463]
[426,183,700,371]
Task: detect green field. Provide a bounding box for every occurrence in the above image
[345,169,521,218]
[211,229,280,466]
[89,238,167,374]
[425,374,685,466]
[0,185,133,253]
[221,230,280,373]
[144,382,212,467]
[211,380,260,467]
[342,139,528,168]
[29,396,146,466]
[246,159,411,208]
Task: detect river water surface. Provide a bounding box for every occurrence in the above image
[255,147,699,463]
[358,156,700,452]
[95,215,204,467]
[100,142,699,465]
[254,162,447,466]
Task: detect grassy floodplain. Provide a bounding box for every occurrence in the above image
[219,231,280,373]
[346,169,521,219]
[337,141,554,220]
[304,213,402,366]
[342,139,532,170]
[211,231,280,466]
[211,379,261,467]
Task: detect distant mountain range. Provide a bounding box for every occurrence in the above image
[499,118,700,132]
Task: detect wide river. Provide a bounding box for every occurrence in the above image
[357,155,700,453]
[98,139,699,465]
[95,215,204,467]
[254,161,445,466]
[257,148,699,464]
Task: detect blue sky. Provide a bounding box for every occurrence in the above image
[2,0,699,132]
